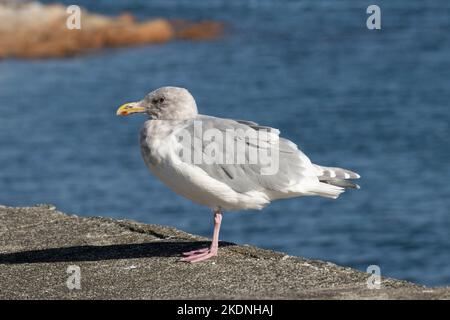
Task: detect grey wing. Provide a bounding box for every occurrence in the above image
[174,115,317,194]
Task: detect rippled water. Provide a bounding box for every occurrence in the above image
[1,0,449,286]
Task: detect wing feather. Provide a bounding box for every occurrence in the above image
[173,115,318,194]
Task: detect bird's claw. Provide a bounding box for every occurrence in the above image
[182,247,210,256]
[180,247,218,263]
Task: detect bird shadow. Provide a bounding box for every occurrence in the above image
[0,241,235,264]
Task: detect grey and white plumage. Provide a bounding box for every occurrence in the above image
[117,86,360,262]
[118,86,360,212]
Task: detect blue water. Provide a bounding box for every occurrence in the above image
[1,0,449,286]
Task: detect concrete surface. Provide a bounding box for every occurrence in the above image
[0,204,448,299]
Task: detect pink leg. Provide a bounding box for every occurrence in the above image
[180,210,223,263]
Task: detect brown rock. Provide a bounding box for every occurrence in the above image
[0,2,223,59]
[118,12,135,24]
[171,19,224,40]
[102,19,174,47]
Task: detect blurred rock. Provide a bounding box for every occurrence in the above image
[0,1,223,59]
[171,20,224,40]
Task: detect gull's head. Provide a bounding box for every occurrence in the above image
[116,86,198,120]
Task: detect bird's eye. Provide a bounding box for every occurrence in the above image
[152,97,165,104]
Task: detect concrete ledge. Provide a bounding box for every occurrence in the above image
[0,204,448,299]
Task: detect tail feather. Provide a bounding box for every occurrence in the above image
[314,164,360,180]
[314,164,361,191]
[322,178,360,189]
[308,183,345,199]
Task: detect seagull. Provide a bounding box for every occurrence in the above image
[116,87,360,262]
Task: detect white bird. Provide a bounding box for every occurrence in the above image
[117,87,360,262]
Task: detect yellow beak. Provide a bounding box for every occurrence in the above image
[116,102,146,116]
